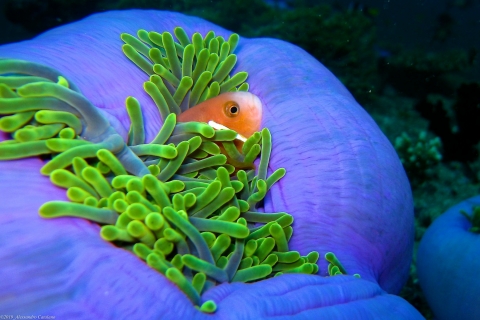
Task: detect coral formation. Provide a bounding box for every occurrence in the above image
[394,131,442,183]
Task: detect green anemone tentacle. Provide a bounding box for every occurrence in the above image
[461,206,480,233]
[121,28,250,115]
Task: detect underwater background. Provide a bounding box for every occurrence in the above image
[1,0,479,318]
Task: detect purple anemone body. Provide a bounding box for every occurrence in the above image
[0,10,421,319]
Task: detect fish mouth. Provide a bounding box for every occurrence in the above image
[208,120,248,142]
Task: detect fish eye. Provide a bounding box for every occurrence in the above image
[224,101,239,117]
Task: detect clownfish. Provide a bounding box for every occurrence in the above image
[177,91,263,169]
[177,91,262,141]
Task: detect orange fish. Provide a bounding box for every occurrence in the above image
[177,91,262,140]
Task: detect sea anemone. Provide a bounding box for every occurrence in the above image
[0,10,420,318]
[417,195,480,320]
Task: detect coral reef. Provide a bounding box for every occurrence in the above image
[394,131,442,183]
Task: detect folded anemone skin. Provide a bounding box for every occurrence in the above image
[0,10,422,319]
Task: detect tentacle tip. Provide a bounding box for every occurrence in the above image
[199,300,217,313]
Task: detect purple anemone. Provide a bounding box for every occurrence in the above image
[417,195,480,319]
[0,10,421,319]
